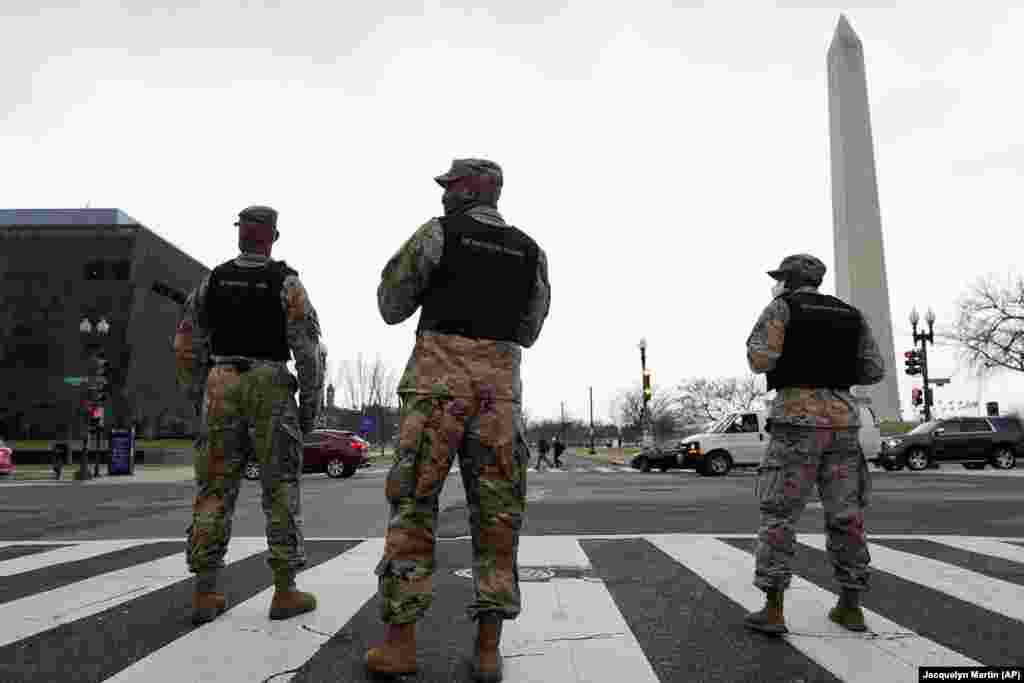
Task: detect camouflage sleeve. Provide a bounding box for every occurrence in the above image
[516,247,551,348]
[855,313,886,386]
[377,219,444,325]
[173,275,212,409]
[746,298,790,374]
[281,274,324,429]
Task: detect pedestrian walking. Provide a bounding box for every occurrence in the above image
[535,438,553,471]
[174,205,325,627]
[366,158,551,681]
[552,436,566,468]
[743,254,885,635]
[51,443,66,480]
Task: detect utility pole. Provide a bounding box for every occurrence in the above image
[560,401,566,442]
[589,386,595,454]
[639,338,651,446]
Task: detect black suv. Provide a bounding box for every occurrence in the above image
[875,416,1022,472]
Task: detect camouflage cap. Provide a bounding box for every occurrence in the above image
[767,253,827,282]
[234,205,278,226]
[434,158,503,188]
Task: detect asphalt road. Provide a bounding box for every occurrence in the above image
[2,450,1022,541]
[1,450,1022,682]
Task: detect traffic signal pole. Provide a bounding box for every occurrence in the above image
[919,340,932,421]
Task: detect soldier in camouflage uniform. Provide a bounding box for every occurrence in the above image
[174,205,325,626]
[365,159,550,681]
[744,253,885,636]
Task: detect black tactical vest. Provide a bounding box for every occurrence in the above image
[417,213,539,343]
[205,258,295,361]
[766,291,862,392]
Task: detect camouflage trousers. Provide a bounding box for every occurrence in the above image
[186,363,306,580]
[754,424,872,593]
[376,392,529,625]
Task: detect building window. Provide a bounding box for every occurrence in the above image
[84,259,131,281]
[111,260,131,280]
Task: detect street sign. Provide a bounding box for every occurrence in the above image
[64,376,88,385]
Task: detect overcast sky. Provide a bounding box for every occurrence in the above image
[3,1,1022,424]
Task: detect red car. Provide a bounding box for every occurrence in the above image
[244,429,369,480]
[0,440,14,476]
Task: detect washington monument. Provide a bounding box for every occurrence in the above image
[828,14,902,421]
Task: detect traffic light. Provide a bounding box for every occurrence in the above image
[95,354,111,402]
[904,349,922,376]
[642,369,652,402]
[911,387,923,406]
[88,405,103,429]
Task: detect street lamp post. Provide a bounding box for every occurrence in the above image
[638,337,649,445]
[909,307,936,421]
[76,316,110,481]
[588,386,596,455]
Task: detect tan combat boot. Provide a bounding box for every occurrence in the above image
[744,590,788,635]
[268,573,318,620]
[365,623,418,676]
[191,592,227,625]
[472,616,504,682]
[828,588,868,632]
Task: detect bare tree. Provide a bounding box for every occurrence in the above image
[733,374,769,411]
[612,383,679,440]
[945,270,1024,375]
[520,405,533,433]
[336,352,399,410]
[335,353,401,452]
[676,374,769,422]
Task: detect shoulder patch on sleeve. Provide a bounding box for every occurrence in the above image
[285,279,309,322]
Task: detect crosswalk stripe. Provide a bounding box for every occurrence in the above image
[2,533,1022,681]
[102,539,384,683]
[0,540,148,577]
[928,535,1024,565]
[504,538,661,683]
[594,467,615,473]
[518,535,591,568]
[0,537,266,649]
[800,534,1024,623]
[647,534,979,682]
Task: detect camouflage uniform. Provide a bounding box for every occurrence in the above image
[374,160,551,626]
[746,254,885,599]
[174,206,324,590]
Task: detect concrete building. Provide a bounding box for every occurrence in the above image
[0,209,209,441]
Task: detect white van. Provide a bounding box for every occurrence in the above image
[643,402,881,476]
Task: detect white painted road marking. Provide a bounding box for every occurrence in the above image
[102,539,385,683]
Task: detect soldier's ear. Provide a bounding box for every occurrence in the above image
[274,229,280,242]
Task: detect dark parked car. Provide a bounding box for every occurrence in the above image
[630,442,688,473]
[874,416,1022,472]
[244,429,370,480]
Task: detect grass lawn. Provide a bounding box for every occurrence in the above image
[4,462,194,481]
[8,439,196,450]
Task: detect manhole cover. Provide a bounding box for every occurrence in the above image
[454,567,554,582]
